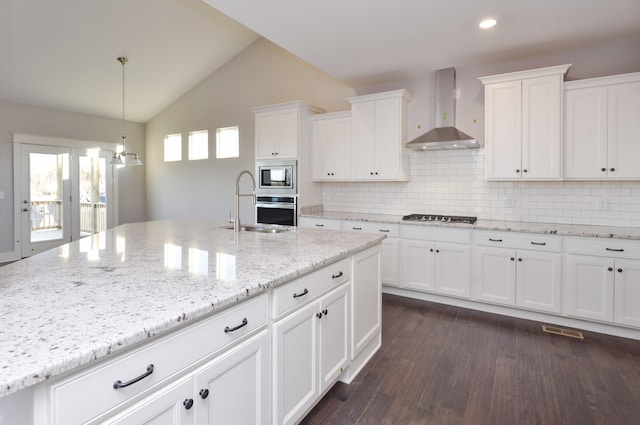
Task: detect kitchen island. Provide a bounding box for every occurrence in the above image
[0,219,384,424]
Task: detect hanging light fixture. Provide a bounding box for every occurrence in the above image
[110,56,143,166]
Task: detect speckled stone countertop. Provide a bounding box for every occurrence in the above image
[300,211,640,240]
[0,219,384,398]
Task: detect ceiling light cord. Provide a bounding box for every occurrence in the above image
[110,56,142,166]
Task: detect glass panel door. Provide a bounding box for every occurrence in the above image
[21,145,71,257]
[74,148,113,237]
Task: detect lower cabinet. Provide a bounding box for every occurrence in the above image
[103,377,194,425]
[472,247,562,313]
[272,283,350,425]
[401,227,471,298]
[564,255,640,326]
[194,331,270,425]
[351,245,382,359]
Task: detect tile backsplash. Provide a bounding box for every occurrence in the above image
[321,149,640,228]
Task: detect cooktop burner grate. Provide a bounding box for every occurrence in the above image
[402,214,477,224]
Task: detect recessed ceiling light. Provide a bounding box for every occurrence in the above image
[479,18,497,29]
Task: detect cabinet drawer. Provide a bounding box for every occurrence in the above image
[401,225,471,244]
[566,237,640,259]
[474,231,561,252]
[343,221,399,237]
[272,257,350,319]
[46,294,268,425]
[298,217,342,230]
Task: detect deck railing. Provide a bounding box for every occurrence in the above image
[30,200,106,234]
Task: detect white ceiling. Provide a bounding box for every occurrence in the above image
[1,0,639,123]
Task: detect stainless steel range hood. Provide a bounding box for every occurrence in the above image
[406,68,478,151]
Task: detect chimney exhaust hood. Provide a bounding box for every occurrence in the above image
[406,68,478,151]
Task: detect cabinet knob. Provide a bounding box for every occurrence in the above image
[183,399,194,410]
[375,172,379,175]
[199,389,209,399]
[370,172,374,175]
[430,248,434,252]
[518,258,523,262]
[511,257,515,261]
[618,268,623,273]
[327,173,331,176]
[516,169,520,173]
[601,168,606,172]
[435,249,440,253]
[322,309,328,316]
[610,168,615,172]
[523,169,528,173]
[608,267,613,272]
[316,312,323,319]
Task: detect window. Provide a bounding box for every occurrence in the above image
[164,134,182,162]
[188,130,208,160]
[216,126,239,159]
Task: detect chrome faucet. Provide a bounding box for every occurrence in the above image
[234,170,256,232]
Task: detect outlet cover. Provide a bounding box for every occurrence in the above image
[505,195,514,208]
[598,197,609,211]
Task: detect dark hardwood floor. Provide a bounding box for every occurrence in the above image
[301,294,640,425]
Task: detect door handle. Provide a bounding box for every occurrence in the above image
[22,208,28,212]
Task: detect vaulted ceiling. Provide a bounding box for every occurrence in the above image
[1,0,639,123]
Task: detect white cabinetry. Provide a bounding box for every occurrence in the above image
[472,232,562,313]
[343,221,400,287]
[271,259,351,425]
[564,72,640,179]
[564,237,640,326]
[272,283,349,425]
[348,90,411,181]
[480,64,570,180]
[311,112,352,181]
[401,226,471,298]
[351,246,382,360]
[252,101,324,160]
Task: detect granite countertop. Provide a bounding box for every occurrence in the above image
[300,210,640,240]
[0,219,384,398]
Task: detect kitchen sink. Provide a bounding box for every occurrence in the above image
[220,224,295,233]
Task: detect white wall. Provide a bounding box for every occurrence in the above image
[322,36,640,227]
[0,99,146,258]
[144,38,356,222]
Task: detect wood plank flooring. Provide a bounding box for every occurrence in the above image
[301,294,640,425]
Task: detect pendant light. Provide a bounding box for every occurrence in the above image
[110,56,143,166]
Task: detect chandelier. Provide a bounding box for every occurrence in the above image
[110,57,142,166]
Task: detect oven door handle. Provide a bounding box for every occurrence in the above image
[256,203,296,209]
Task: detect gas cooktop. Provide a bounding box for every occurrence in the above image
[402,214,477,224]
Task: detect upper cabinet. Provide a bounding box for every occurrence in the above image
[480,64,571,181]
[347,89,411,181]
[252,101,324,160]
[564,72,640,180]
[310,111,352,181]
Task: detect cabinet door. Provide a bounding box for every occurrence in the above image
[319,284,350,391]
[563,255,614,322]
[194,331,270,425]
[564,86,608,179]
[521,75,562,179]
[516,251,562,313]
[276,108,299,158]
[485,80,522,179]
[331,116,352,180]
[351,246,381,359]
[311,119,331,181]
[381,237,400,287]
[402,238,435,292]
[103,377,194,425]
[255,112,278,159]
[434,242,471,298]
[608,81,640,179]
[350,101,376,180]
[472,247,516,306]
[373,97,402,179]
[272,301,319,425]
[614,259,640,327]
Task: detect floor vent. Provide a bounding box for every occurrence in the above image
[542,325,584,340]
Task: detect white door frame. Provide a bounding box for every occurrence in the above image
[11,133,119,260]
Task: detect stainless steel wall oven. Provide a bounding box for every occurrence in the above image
[255,195,297,226]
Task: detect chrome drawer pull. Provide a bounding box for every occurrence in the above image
[489,238,502,242]
[113,364,154,389]
[293,288,309,298]
[352,227,362,230]
[530,241,546,246]
[315,224,324,227]
[332,271,344,279]
[379,229,390,233]
[224,318,248,333]
[606,248,624,252]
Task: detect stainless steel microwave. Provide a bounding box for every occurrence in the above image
[256,160,297,194]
